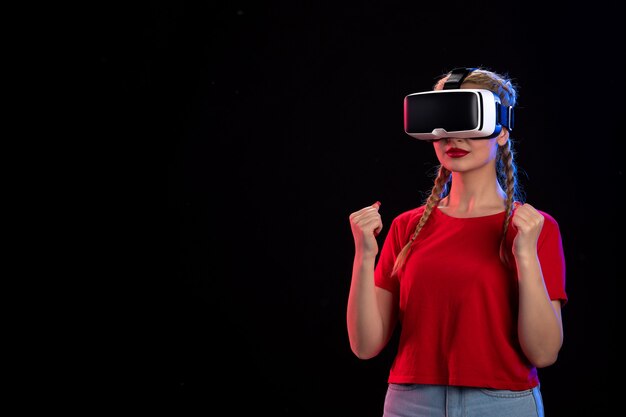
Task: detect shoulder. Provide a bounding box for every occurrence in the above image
[391,205,428,226]
[386,205,428,239]
[532,208,563,243]
[531,208,567,257]
[516,202,561,230]
[537,208,561,230]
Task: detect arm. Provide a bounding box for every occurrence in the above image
[513,204,564,368]
[346,202,398,359]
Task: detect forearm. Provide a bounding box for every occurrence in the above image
[516,254,563,367]
[347,255,386,359]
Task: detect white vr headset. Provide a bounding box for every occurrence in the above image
[404,68,514,140]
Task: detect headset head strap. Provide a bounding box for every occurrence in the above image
[442,67,477,90]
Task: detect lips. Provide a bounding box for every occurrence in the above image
[445,148,469,158]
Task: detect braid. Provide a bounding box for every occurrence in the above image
[498,140,522,265]
[464,70,517,107]
[500,141,516,236]
[391,165,451,277]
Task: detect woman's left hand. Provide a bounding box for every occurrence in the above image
[511,203,544,260]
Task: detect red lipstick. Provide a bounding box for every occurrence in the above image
[445,148,469,158]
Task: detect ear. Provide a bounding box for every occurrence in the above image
[497,128,509,146]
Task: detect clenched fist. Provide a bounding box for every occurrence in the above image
[511,203,544,261]
[349,201,383,258]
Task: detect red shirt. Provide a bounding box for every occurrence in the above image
[374,205,567,390]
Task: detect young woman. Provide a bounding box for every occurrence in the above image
[347,67,567,417]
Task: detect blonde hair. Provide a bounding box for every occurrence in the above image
[391,68,523,277]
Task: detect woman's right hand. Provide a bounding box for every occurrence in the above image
[349,201,383,258]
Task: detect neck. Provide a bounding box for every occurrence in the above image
[441,169,506,214]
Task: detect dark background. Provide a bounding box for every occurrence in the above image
[93,1,624,415]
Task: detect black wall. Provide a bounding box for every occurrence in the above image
[95,1,624,415]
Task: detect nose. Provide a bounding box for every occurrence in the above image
[444,137,467,143]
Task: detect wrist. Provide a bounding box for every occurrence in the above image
[353,252,377,266]
[515,254,538,266]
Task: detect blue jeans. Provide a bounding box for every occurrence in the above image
[383,383,544,417]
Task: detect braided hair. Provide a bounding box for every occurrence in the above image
[390,68,524,277]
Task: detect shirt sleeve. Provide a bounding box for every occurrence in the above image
[537,211,568,306]
[374,216,403,296]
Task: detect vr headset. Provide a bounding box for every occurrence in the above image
[404,67,514,140]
